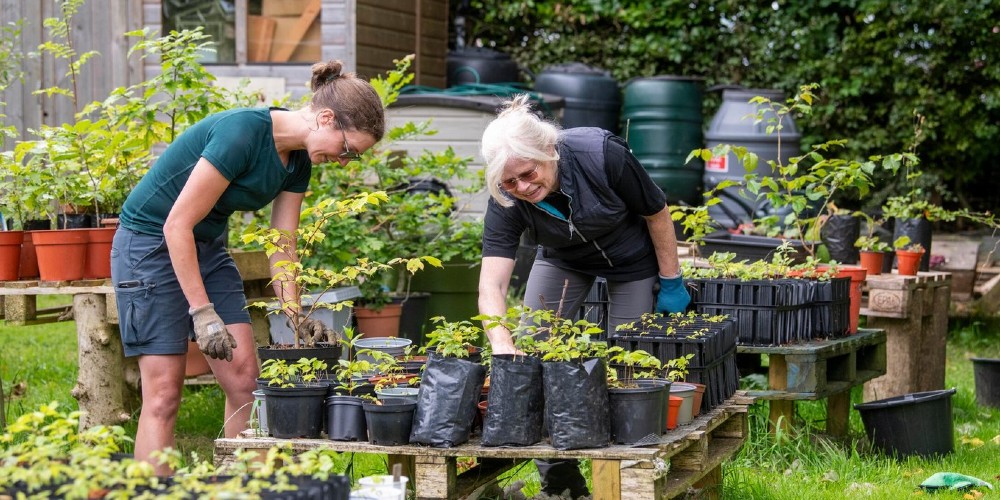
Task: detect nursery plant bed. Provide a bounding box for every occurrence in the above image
[215,392,755,499]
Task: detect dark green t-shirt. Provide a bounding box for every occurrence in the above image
[120,107,312,240]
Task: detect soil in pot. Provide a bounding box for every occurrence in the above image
[971,358,1000,408]
[325,395,368,441]
[364,398,417,446]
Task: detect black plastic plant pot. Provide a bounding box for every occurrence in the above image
[325,395,368,441]
[542,357,610,450]
[364,398,417,446]
[609,381,665,444]
[263,383,328,439]
[854,388,957,459]
[482,354,545,447]
[971,358,1000,408]
[409,352,487,447]
[644,379,672,433]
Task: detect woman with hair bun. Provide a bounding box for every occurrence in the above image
[477,94,690,497]
[111,60,384,474]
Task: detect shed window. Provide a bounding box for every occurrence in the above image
[162,0,321,64]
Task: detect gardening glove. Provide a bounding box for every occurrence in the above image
[655,273,691,314]
[293,313,336,344]
[189,303,237,362]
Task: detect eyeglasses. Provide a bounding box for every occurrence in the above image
[336,121,363,162]
[497,164,541,191]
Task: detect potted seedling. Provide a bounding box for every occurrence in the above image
[258,357,330,439]
[893,236,925,276]
[408,316,487,447]
[475,307,546,447]
[606,346,666,444]
[854,212,893,276]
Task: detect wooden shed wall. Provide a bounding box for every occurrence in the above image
[1,0,144,141]
[355,0,447,87]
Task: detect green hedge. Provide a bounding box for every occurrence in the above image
[467,0,1000,213]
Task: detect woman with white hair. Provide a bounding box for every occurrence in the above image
[477,94,690,498]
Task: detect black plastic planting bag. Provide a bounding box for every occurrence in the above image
[542,357,610,450]
[409,352,486,447]
[821,214,860,264]
[482,354,544,446]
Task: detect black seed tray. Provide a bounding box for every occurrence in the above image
[684,346,739,412]
[696,303,814,346]
[611,316,738,367]
[685,278,813,307]
[811,298,851,338]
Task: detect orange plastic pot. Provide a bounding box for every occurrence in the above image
[896,250,924,276]
[689,382,706,416]
[0,231,24,281]
[826,265,867,334]
[858,251,885,277]
[32,229,88,281]
[667,395,683,430]
[355,302,403,338]
[84,227,117,279]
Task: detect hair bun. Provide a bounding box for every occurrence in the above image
[310,60,347,91]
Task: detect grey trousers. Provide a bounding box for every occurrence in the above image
[524,258,657,497]
[522,258,657,334]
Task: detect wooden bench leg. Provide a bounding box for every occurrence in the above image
[769,400,794,435]
[826,391,850,437]
[692,464,723,500]
[3,295,34,324]
[768,354,794,434]
[592,459,621,500]
[415,455,455,499]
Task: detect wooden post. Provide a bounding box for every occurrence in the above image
[592,459,622,500]
[918,283,950,392]
[414,455,455,499]
[826,391,850,437]
[387,454,416,495]
[692,464,723,500]
[70,293,136,428]
[768,354,794,434]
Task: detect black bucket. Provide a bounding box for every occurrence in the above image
[972,358,1000,408]
[854,388,956,458]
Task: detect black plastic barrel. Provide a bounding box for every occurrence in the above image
[972,358,1000,408]
[854,388,956,458]
[533,63,620,133]
[704,88,801,229]
[621,76,705,206]
[446,47,520,87]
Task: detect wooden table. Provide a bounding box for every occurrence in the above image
[215,392,754,500]
[0,250,275,428]
[737,328,887,436]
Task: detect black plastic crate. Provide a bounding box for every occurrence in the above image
[576,277,609,335]
[685,346,739,412]
[611,315,739,367]
[697,303,813,346]
[686,278,813,307]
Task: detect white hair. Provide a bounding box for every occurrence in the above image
[480,94,561,207]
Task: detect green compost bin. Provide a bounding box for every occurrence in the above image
[621,76,706,206]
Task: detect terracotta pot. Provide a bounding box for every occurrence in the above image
[18,232,39,279]
[823,265,867,334]
[83,227,117,279]
[32,229,89,281]
[667,395,683,430]
[0,231,24,281]
[689,382,706,416]
[355,303,403,338]
[858,251,885,277]
[896,249,924,276]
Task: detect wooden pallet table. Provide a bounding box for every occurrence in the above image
[737,328,887,436]
[215,392,753,500]
[861,271,951,401]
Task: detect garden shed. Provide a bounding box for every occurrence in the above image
[1,0,448,141]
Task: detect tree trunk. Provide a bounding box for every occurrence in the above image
[71,293,138,429]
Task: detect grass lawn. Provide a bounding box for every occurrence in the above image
[2,297,999,497]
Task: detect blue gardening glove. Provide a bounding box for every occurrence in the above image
[656,274,691,314]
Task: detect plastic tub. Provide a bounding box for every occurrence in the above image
[854,388,956,458]
[266,287,361,344]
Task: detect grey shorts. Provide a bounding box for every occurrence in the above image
[110,227,251,357]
